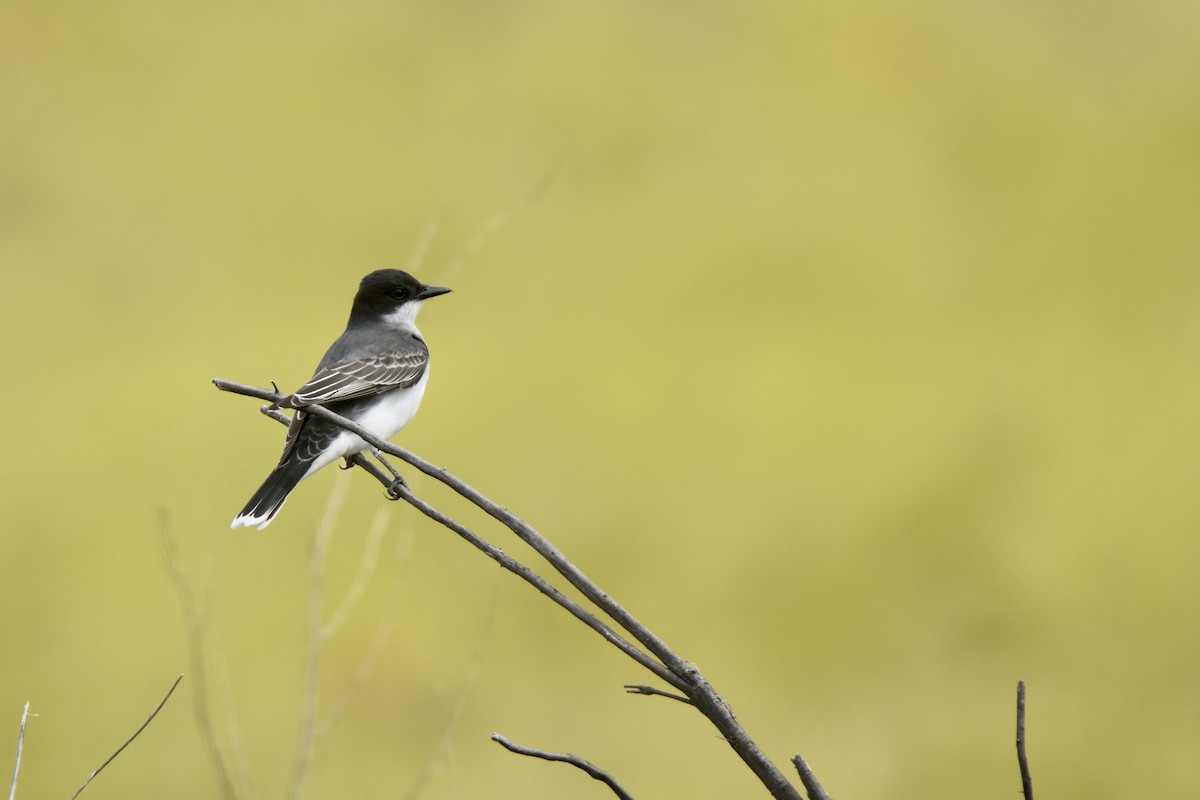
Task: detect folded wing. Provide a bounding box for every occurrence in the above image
[278,351,428,409]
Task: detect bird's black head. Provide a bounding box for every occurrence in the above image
[348,269,451,326]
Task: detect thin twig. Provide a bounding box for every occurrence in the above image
[216,378,805,800]
[1017,681,1034,800]
[8,703,29,800]
[260,406,292,426]
[791,755,834,800]
[339,447,679,689]
[389,481,681,688]
[157,510,244,799]
[491,733,635,800]
[68,675,184,800]
[623,685,693,704]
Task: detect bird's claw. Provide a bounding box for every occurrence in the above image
[386,476,407,500]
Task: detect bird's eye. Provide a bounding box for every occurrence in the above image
[390,288,408,300]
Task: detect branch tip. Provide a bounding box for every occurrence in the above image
[492,733,635,800]
[624,684,692,704]
[791,755,834,800]
[1016,680,1034,800]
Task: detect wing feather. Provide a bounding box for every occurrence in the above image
[279,351,428,408]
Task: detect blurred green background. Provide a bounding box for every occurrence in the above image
[3,1,1199,797]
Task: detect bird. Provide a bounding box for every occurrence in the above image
[231,269,451,530]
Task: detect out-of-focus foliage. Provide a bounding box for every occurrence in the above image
[2,1,1199,797]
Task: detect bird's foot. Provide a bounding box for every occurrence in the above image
[386,475,408,500]
[340,457,356,470]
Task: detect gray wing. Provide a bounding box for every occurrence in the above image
[278,350,428,409]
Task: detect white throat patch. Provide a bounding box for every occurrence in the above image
[382,300,425,331]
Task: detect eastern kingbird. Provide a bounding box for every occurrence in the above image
[231,269,451,530]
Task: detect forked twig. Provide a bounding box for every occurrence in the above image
[68,675,184,800]
[492,733,635,800]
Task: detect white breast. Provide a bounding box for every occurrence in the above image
[302,366,431,478]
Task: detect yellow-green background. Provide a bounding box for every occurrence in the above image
[3,1,1199,798]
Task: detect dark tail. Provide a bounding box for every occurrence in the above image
[230,460,311,530]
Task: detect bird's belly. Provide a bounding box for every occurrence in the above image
[304,369,430,476]
[357,372,429,440]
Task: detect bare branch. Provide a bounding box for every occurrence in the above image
[216,378,803,799]
[218,381,686,666]
[623,685,692,704]
[1017,681,1034,800]
[8,702,30,800]
[294,445,680,689]
[790,755,834,800]
[260,405,292,426]
[386,480,683,689]
[491,733,635,800]
[68,675,183,800]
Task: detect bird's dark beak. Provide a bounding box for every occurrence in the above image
[417,284,452,300]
